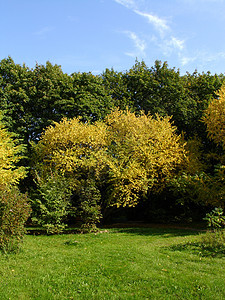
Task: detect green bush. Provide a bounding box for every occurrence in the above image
[0,185,31,253]
[201,229,225,250]
[200,208,225,250]
[75,179,102,233]
[31,174,73,234]
[204,207,225,230]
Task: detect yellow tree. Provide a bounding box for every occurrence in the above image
[0,116,30,252]
[105,110,187,207]
[203,84,225,149]
[202,84,225,207]
[32,117,109,232]
[33,117,109,179]
[0,116,27,186]
[33,109,187,210]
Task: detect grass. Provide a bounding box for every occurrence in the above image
[0,227,225,299]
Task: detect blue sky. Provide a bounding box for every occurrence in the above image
[1,0,225,75]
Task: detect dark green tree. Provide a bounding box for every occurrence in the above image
[69,72,113,122]
[124,60,196,135]
[0,57,33,143]
[102,68,132,110]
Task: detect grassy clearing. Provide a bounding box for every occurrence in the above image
[0,227,224,299]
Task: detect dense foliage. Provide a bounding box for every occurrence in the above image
[0,56,225,233]
[0,116,30,251]
[0,114,27,186]
[0,185,31,252]
[201,84,225,208]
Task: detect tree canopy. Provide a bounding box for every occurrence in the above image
[33,109,186,208]
[1,56,225,228]
[0,115,26,186]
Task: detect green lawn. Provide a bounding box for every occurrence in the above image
[0,227,224,299]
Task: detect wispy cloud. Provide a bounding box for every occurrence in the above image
[180,55,197,66]
[180,51,225,71]
[114,0,138,9]
[124,31,146,57]
[134,10,169,36]
[114,0,170,36]
[182,0,224,3]
[114,0,187,64]
[169,37,185,51]
[67,15,78,22]
[34,26,54,37]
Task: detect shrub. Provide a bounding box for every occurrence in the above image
[31,173,73,234]
[204,207,225,230]
[74,179,102,233]
[0,185,31,253]
[200,208,225,251]
[201,229,225,250]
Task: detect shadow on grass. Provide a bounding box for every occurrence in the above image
[109,226,202,238]
[168,242,225,258]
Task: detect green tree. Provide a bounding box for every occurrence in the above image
[69,71,113,122]
[183,70,224,138]
[124,60,196,135]
[0,57,33,144]
[31,173,73,234]
[102,68,132,110]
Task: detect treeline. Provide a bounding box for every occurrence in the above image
[1,57,223,144]
[0,56,225,241]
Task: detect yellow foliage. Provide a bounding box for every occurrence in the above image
[33,117,109,177]
[34,110,187,207]
[105,109,186,206]
[0,118,27,186]
[202,86,225,207]
[203,84,225,149]
[184,136,206,175]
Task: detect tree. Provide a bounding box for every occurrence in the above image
[32,109,186,229]
[101,68,132,110]
[200,84,225,208]
[0,57,33,144]
[105,109,187,207]
[69,72,113,122]
[0,114,27,186]
[0,57,114,144]
[124,60,198,135]
[203,84,225,149]
[0,116,30,252]
[183,70,224,138]
[172,84,225,210]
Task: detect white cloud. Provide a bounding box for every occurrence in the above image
[180,51,225,69]
[180,55,197,66]
[114,0,138,9]
[126,31,146,52]
[134,10,169,36]
[124,31,146,57]
[204,52,225,62]
[169,37,185,51]
[115,0,187,63]
[114,0,170,36]
[182,0,224,3]
[34,26,54,37]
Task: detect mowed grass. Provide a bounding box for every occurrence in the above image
[0,227,225,299]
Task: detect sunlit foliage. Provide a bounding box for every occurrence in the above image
[33,109,186,209]
[0,115,26,186]
[203,84,225,149]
